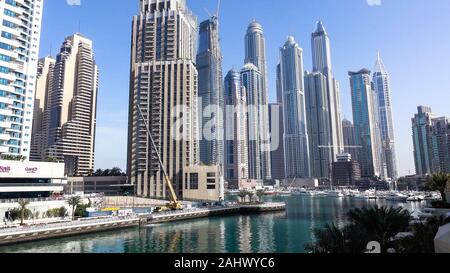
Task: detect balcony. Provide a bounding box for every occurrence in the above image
[0,133,11,141]
[0,121,12,129]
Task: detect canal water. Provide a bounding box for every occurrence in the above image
[0,196,427,253]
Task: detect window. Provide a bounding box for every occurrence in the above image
[189,173,199,190]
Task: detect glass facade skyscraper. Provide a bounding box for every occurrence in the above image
[373,53,398,180]
[240,63,271,181]
[243,20,271,181]
[349,69,383,178]
[224,69,248,187]
[310,21,344,162]
[197,16,224,167]
[0,0,44,158]
[279,36,310,179]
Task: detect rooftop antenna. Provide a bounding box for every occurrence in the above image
[49,43,52,57]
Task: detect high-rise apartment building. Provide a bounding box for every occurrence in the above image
[412,106,450,175]
[30,56,55,161]
[412,106,434,175]
[197,16,224,167]
[310,21,344,161]
[373,53,398,180]
[349,69,383,178]
[240,63,271,181]
[127,0,199,198]
[244,20,271,181]
[31,33,99,177]
[269,64,285,181]
[305,71,331,179]
[342,118,358,162]
[431,117,450,173]
[279,36,310,179]
[0,0,44,158]
[223,69,248,188]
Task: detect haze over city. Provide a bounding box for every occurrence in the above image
[39,0,450,177]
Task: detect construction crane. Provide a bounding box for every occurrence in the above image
[137,105,183,211]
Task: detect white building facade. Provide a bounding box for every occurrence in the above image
[0,0,44,158]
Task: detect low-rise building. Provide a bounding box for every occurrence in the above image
[0,160,68,223]
[332,154,361,187]
[183,165,224,202]
[0,160,66,200]
[65,176,132,196]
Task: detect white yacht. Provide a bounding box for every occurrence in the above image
[385,192,408,202]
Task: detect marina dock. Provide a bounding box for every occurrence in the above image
[0,202,286,246]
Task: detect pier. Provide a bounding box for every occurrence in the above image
[0,202,286,246]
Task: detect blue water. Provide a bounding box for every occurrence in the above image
[0,196,427,253]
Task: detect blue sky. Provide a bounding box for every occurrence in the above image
[39,0,450,176]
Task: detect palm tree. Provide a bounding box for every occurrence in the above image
[347,206,411,252]
[427,172,449,202]
[256,189,265,203]
[305,224,368,253]
[247,191,255,204]
[18,199,30,225]
[67,196,82,221]
[238,190,247,203]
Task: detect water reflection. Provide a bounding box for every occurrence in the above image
[0,196,428,253]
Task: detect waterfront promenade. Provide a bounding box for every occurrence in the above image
[0,202,286,247]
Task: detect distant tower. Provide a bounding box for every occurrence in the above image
[311,22,344,161]
[243,20,271,181]
[224,69,248,188]
[270,64,286,181]
[373,53,398,180]
[33,34,99,176]
[30,57,56,161]
[279,36,310,179]
[240,63,271,181]
[411,106,435,175]
[342,119,358,162]
[305,71,331,179]
[349,69,383,178]
[197,15,224,167]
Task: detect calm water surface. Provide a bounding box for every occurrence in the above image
[0,196,427,253]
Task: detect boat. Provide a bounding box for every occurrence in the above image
[327,190,345,198]
[385,192,408,202]
[353,194,370,200]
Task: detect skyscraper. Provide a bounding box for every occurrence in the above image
[0,0,44,158]
[243,20,271,181]
[279,36,310,179]
[412,106,434,175]
[349,69,383,178]
[240,63,271,181]
[31,33,99,176]
[127,0,199,198]
[310,21,344,161]
[305,71,331,179]
[245,20,268,99]
[411,106,450,175]
[270,64,285,181]
[197,16,224,167]
[30,57,55,161]
[431,117,450,173]
[342,118,358,162]
[224,69,248,188]
[373,53,398,180]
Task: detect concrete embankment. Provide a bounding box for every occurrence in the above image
[148,203,286,224]
[0,218,140,246]
[0,203,286,246]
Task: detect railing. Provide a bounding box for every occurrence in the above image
[0,197,64,204]
[0,216,139,235]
